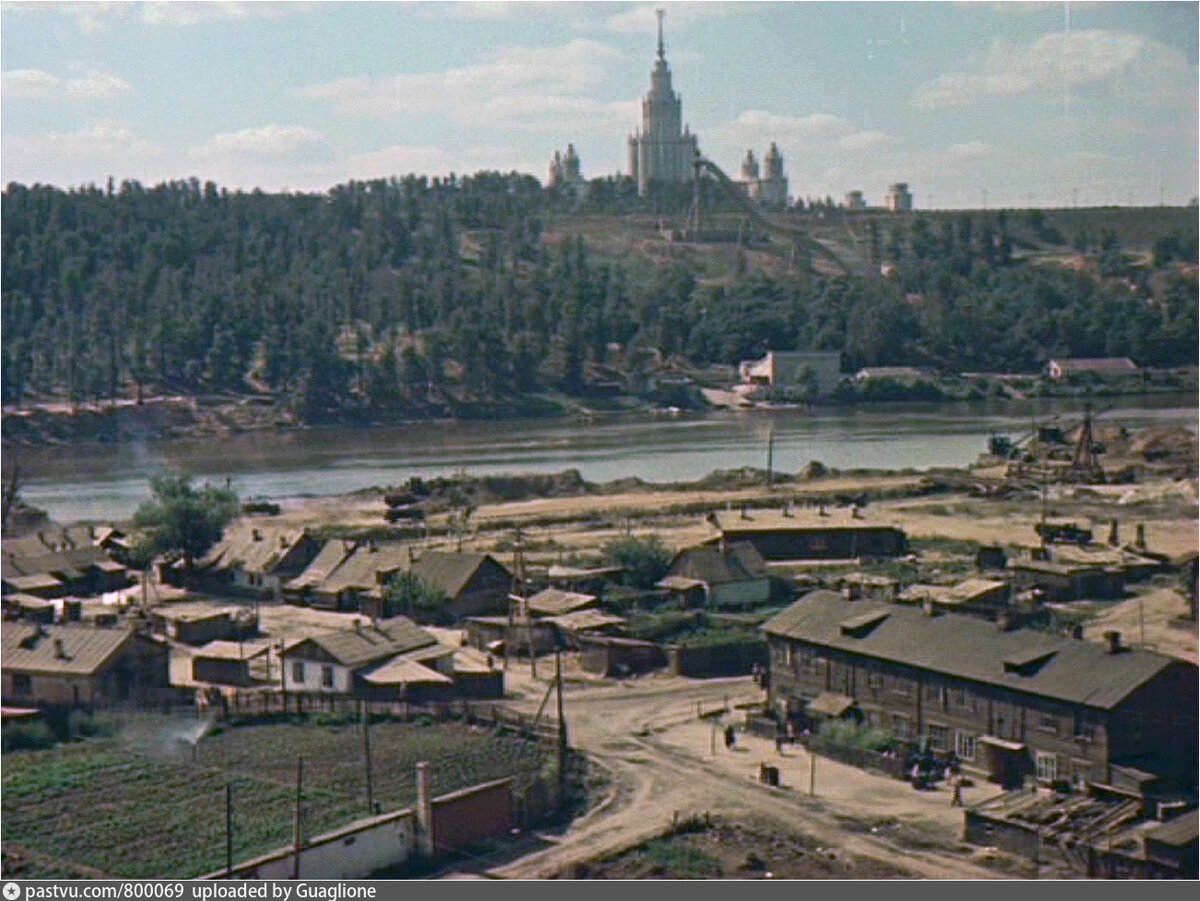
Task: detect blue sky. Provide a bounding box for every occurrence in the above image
[2,1,1196,208]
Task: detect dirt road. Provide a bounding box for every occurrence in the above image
[483,673,1008,880]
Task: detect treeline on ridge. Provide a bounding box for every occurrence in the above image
[2,174,1196,421]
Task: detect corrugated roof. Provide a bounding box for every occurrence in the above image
[1,623,137,676]
[666,542,769,586]
[762,590,1189,710]
[293,617,437,668]
[527,588,596,617]
[410,552,510,599]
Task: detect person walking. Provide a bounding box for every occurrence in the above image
[950,773,964,807]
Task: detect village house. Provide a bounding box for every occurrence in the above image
[707,509,908,561]
[1046,357,1139,381]
[280,616,455,703]
[406,551,513,623]
[191,641,270,687]
[897,578,1010,619]
[762,591,1198,793]
[657,542,771,608]
[198,524,320,597]
[286,541,411,612]
[1,622,173,709]
[1009,558,1125,602]
[151,605,256,645]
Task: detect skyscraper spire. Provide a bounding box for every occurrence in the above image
[656,7,665,60]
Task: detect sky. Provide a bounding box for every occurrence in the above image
[1,0,1197,208]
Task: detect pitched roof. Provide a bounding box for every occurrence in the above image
[410,552,510,598]
[1049,357,1138,373]
[666,542,769,585]
[317,542,411,597]
[527,588,597,617]
[709,509,903,534]
[359,657,453,686]
[202,525,311,576]
[1,623,139,676]
[193,641,270,660]
[543,610,627,632]
[762,590,1191,711]
[285,540,357,590]
[290,616,437,668]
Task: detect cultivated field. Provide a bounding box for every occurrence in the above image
[1,717,552,879]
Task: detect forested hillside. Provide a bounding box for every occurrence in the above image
[2,174,1196,422]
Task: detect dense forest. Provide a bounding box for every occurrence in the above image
[2,174,1196,421]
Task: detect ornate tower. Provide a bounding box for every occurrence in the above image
[758,142,788,209]
[627,9,699,198]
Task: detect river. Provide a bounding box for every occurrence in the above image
[11,394,1197,524]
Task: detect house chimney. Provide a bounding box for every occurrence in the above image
[922,597,937,617]
[354,619,362,633]
[1104,631,1122,654]
[1107,519,1120,547]
[415,761,433,858]
[252,529,262,541]
[280,535,288,548]
[1135,524,1146,549]
[996,611,1013,632]
[54,637,67,659]
[1071,625,1084,639]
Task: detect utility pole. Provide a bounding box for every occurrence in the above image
[514,527,537,680]
[225,783,233,879]
[292,757,303,880]
[809,750,816,796]
[555,650,568,809]
[362,701,374,814]
[766,426,774,487]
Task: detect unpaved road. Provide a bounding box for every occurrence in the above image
[480,673,1008,879]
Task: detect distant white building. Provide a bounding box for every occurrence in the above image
[885,183,913,212]
[738,350,842,397]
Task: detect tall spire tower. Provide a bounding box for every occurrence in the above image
[627,7,699,198]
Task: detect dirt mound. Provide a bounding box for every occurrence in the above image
[1128,427,1198,463]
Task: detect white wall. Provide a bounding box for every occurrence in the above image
[283,656,353,694]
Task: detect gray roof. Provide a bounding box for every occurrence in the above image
[527,588,596,617]
[666,542,769,586]
[1,623,140,676]
[286,540,357,590]
[202,524,310,576]
[410,552,510,599]
[313,542,410,597]
[761,590,1191,711]
[290,616,437,668]
[709,509,904,534]
[543,610,627,632]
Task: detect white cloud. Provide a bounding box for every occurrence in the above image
[913,29,1195,109]
[8,1,291,34]
[5,121,164,159]
[1,121,168,186]
[296,39,632,134]
[838,130,896,153]
[2,67,133,100]
[191,125,333,162]
[600,2,757,35]
[943,141,997,163]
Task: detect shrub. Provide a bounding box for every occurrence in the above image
[601,535,671,589]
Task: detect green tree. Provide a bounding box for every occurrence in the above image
[132,472,239,582]
[386,571,448,622]
[601,534,672,589]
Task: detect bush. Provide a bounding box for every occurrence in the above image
[1,721,56,752]
[601,535,672,590]
[816,718,898,753]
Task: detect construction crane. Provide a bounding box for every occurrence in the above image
[687,155,858,275]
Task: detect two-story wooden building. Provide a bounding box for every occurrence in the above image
[762,591,1197,791]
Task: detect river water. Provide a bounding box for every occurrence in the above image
[12,394,1197,524]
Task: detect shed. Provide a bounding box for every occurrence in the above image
[707,509,907,561]
[191,641,270,687]
[526,588,597,618]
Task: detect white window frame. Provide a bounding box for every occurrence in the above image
[955,731,976,761]
[292,661,305,683]
[1035,751,1058,783]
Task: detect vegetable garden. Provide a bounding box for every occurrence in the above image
[1,715,552,879]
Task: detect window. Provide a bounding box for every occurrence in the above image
[929,683,947,707]
[1073,712,1096,742]
[1035,751,1058,783]
[11,673,32,696]
[890,714,912,740]
[927,724,949,751]
[1038,712,1060,734]
[867,672,883,690]
[950,687,970,709]
[955,732,976,762]
[783,645,793,668]
[321,665,335,689]
[893,678,912,698]
[291,661,305,683]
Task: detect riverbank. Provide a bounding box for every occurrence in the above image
[3,375,1195,449]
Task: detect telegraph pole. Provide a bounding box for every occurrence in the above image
[362,701,374,814]
[292,757,303,880]
[225,783,233,879]
[555,650,568,809]
[766,426,774,487]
